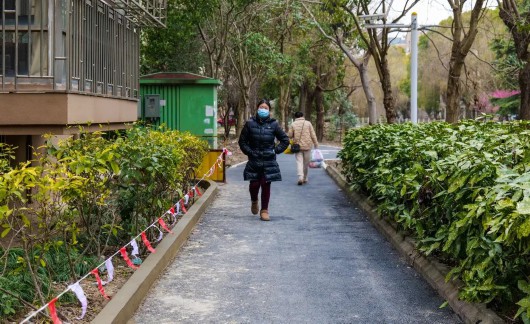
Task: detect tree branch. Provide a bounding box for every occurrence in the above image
[421,30,449,72]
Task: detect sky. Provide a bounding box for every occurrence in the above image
[389,0,473,26]
[402,0,453,25]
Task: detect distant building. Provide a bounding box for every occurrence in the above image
[390,36,406,46]
[0,0,166,161]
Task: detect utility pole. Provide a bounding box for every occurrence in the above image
[410,13,418,124]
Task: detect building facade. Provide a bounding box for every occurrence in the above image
[0,0,166,161]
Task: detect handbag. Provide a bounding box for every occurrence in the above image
[290,121,305,154]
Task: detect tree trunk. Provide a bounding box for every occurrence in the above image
[300,80,314,121]
[299,81,307,115]
[520,62,530,120]
[243,88,251,122]
[358,63,376,124]
[235,98,246,139]
[498,0,530,120]
[279,84,290,130]
[444,0,484,123]
[380,57,396,124]
[445,58,464,123]
[315,86,324,141]
[302,81,315,122]
[337,42,376,125]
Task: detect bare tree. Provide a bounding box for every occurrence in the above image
[444,0,488,123]
[497,0,530,120]
[302,1,377,124]
[337,0,420,123]
[197,1,254,79]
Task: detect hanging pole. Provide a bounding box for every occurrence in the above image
[410,12,418,124]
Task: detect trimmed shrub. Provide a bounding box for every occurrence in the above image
[339,121,530,319]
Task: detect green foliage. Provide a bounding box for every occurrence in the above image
[418,34,429,50]
[491,93,521,117]
[0,125,208,320]
[114,126,208,235]
[326,89,356,141]
[140,0,209,74]
[339,121,530,317]
[419,85,442,118]
[243,32,285,77]
[491,38,522,90]
[0,143,15,175]
[0,246,96,317]
[398,78,411,97]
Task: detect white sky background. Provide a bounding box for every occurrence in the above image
[392,0,452,25]
[388,0,496,25]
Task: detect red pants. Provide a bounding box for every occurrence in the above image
[249,176,271,210]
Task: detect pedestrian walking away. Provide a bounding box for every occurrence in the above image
[238,98,290,221]
[288,111,319,185]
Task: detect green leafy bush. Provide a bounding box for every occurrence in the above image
[0,125,208,320]
[339,121,530,320]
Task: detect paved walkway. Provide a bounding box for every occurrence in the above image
[133,146,461,323]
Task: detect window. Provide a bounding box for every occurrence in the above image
[0,0,49,77]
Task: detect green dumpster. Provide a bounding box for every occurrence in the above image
[139,72,222,148]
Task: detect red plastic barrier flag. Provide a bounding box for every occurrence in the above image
[168,207,177,226]
[141,231,156,253]
[119,247,139,270]
[180,200,187,213]
[90,268,110,299]
[48,297,62,324]
[158,217,174,233]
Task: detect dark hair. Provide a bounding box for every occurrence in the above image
[257,98,271,109]
[294,111,304,118]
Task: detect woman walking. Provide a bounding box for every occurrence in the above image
[288,112,319,185]
[238,99,290,221]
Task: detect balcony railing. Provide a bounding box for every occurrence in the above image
[0,0,166,99]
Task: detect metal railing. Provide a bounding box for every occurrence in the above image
[0,0,165,100]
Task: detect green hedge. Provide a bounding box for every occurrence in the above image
[339,121,530,320]
[0,125,208,320]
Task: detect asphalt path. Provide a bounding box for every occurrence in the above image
[133,145,461,323]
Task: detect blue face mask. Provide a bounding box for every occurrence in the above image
[257,108,270,118]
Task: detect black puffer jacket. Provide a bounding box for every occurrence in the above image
[238,115,290,182]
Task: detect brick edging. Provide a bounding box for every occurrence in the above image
[91,180,218,324]
[324,163,504,324]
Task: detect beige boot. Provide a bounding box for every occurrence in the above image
[251,201,259,215]
[260,209,270,221]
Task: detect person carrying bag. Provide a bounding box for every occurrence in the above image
[288,111,319,185]
[290,122,304,154]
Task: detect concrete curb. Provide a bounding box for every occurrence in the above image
[91,180,218,324]
[324,163,505,324]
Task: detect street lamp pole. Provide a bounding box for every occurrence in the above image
[410,12,418,124]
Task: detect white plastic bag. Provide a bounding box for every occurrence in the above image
[309,149,324,168]
[311,149,324,162]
